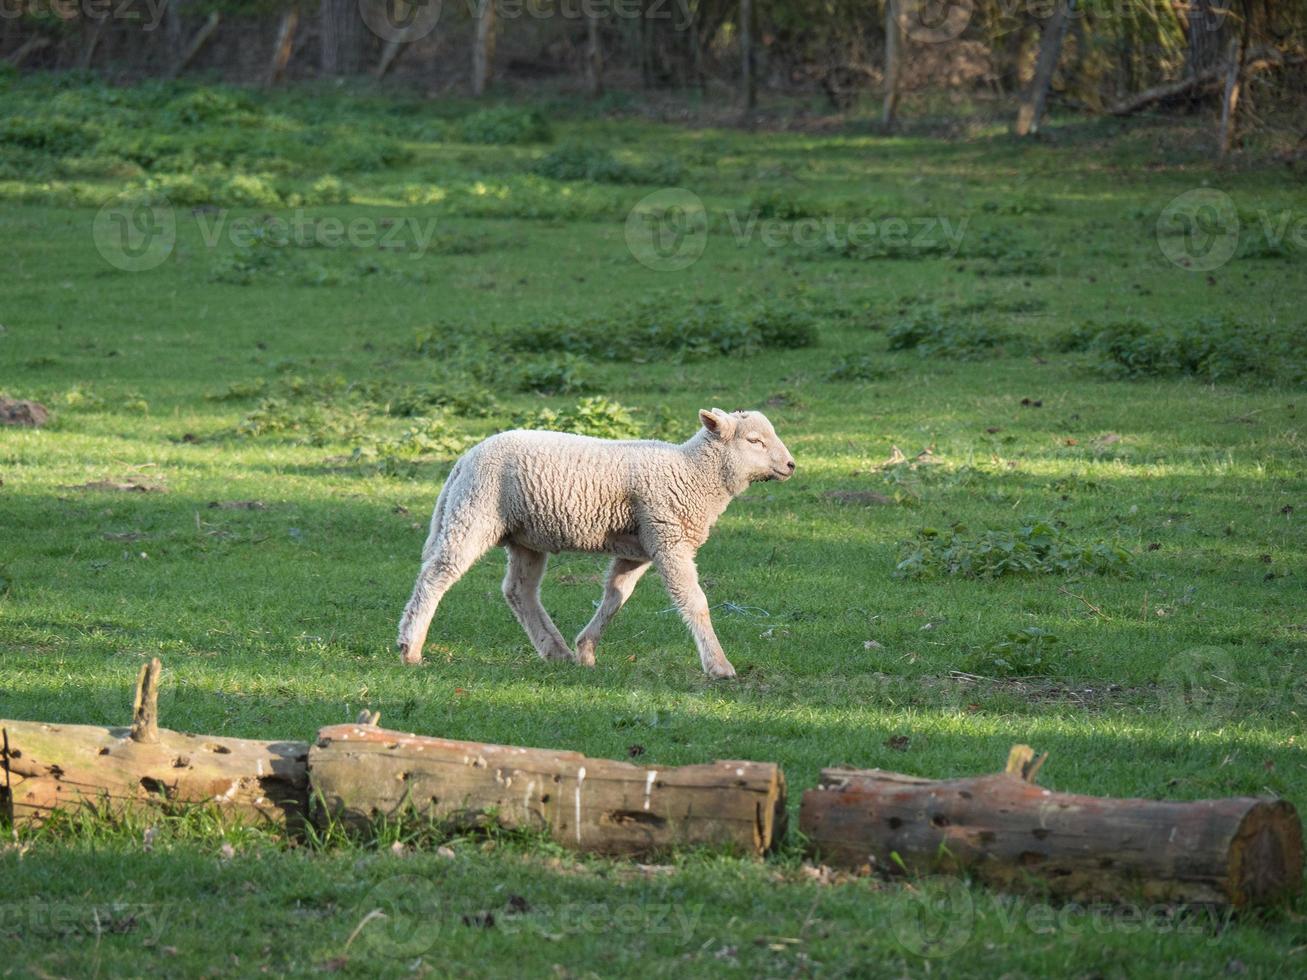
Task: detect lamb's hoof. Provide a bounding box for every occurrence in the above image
[706,660,737,680]
[574,637,597,668]
[397,643,423,666]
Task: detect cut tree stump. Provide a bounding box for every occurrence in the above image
[309,723,787,857]
[1,659,308,830]
[800,746,1302,907]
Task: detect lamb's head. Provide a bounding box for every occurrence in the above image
[698,408,795,492]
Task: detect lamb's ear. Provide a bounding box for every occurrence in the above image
[699,407,736,439]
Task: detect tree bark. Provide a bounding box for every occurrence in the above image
[882,0,902,131]
[472,0,496,96]
[320,0,363,76]
[1186,0,1228,77]
[689,2,705,95]
[1015,0,1075,136]
[76,17,105,70]
[1108,65,1225,115]
[265,8,300,87]
[309,723,787,857]
[739,0,755,120]
[800,750,1302,908]
[374,38,405,79]
[1217,35,1245,157]
[5,35,50,67]
[585,8,603,97]
[168,11,220,79]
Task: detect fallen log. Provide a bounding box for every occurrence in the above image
[1,659,308,830]
[800,746,1302,907]
[309,722,786,857]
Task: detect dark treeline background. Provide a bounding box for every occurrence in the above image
[2,1,1305,153]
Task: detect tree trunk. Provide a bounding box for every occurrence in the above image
[689,1,705,94]
[1186,0,1228,77]
[374,38,405,79]
[1,661,308,831]
[585,9,603,97]
[472,0,496,95]
[1108,67,1225,115]
[1015,0,1075,136]
[800,749,1302,908]
[6,35,50,67]
[320,0,362,76]
[76,17,105,69]
[168,11,220,79]
[1217,35,1246,157]
[739,0,755,119]
[309,723,787,857]
[881,0,902,131]
[265,8,299,87]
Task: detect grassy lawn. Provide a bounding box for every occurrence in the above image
[1,77,1304,977]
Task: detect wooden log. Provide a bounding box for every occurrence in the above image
[800,750,1302,907]
[1,720,309,830]
[0,660,308,830]
[309,724,786,857]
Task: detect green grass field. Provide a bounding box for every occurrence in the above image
[1,76,1305,977]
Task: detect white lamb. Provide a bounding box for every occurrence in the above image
[396,408,795,678]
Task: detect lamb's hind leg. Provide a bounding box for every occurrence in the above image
[575,558,650,666]
[502,544,574,663]
[397,520,498,666]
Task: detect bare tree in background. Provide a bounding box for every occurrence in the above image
[265,5,300,86]
[586,7,603,97]
[882,0,902,131]
[473,0,496,95]
[740,0,755,119]
[1187,0,1229,77]
[321,0,363,76]
[1015,0,1075,136]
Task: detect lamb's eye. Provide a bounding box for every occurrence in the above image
[747,436,764,446]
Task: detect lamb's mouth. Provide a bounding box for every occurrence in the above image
[769,468,793,481]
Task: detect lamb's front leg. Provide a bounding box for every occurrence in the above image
[652,547,736,679]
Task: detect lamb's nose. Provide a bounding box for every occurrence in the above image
[786,460,796,472]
